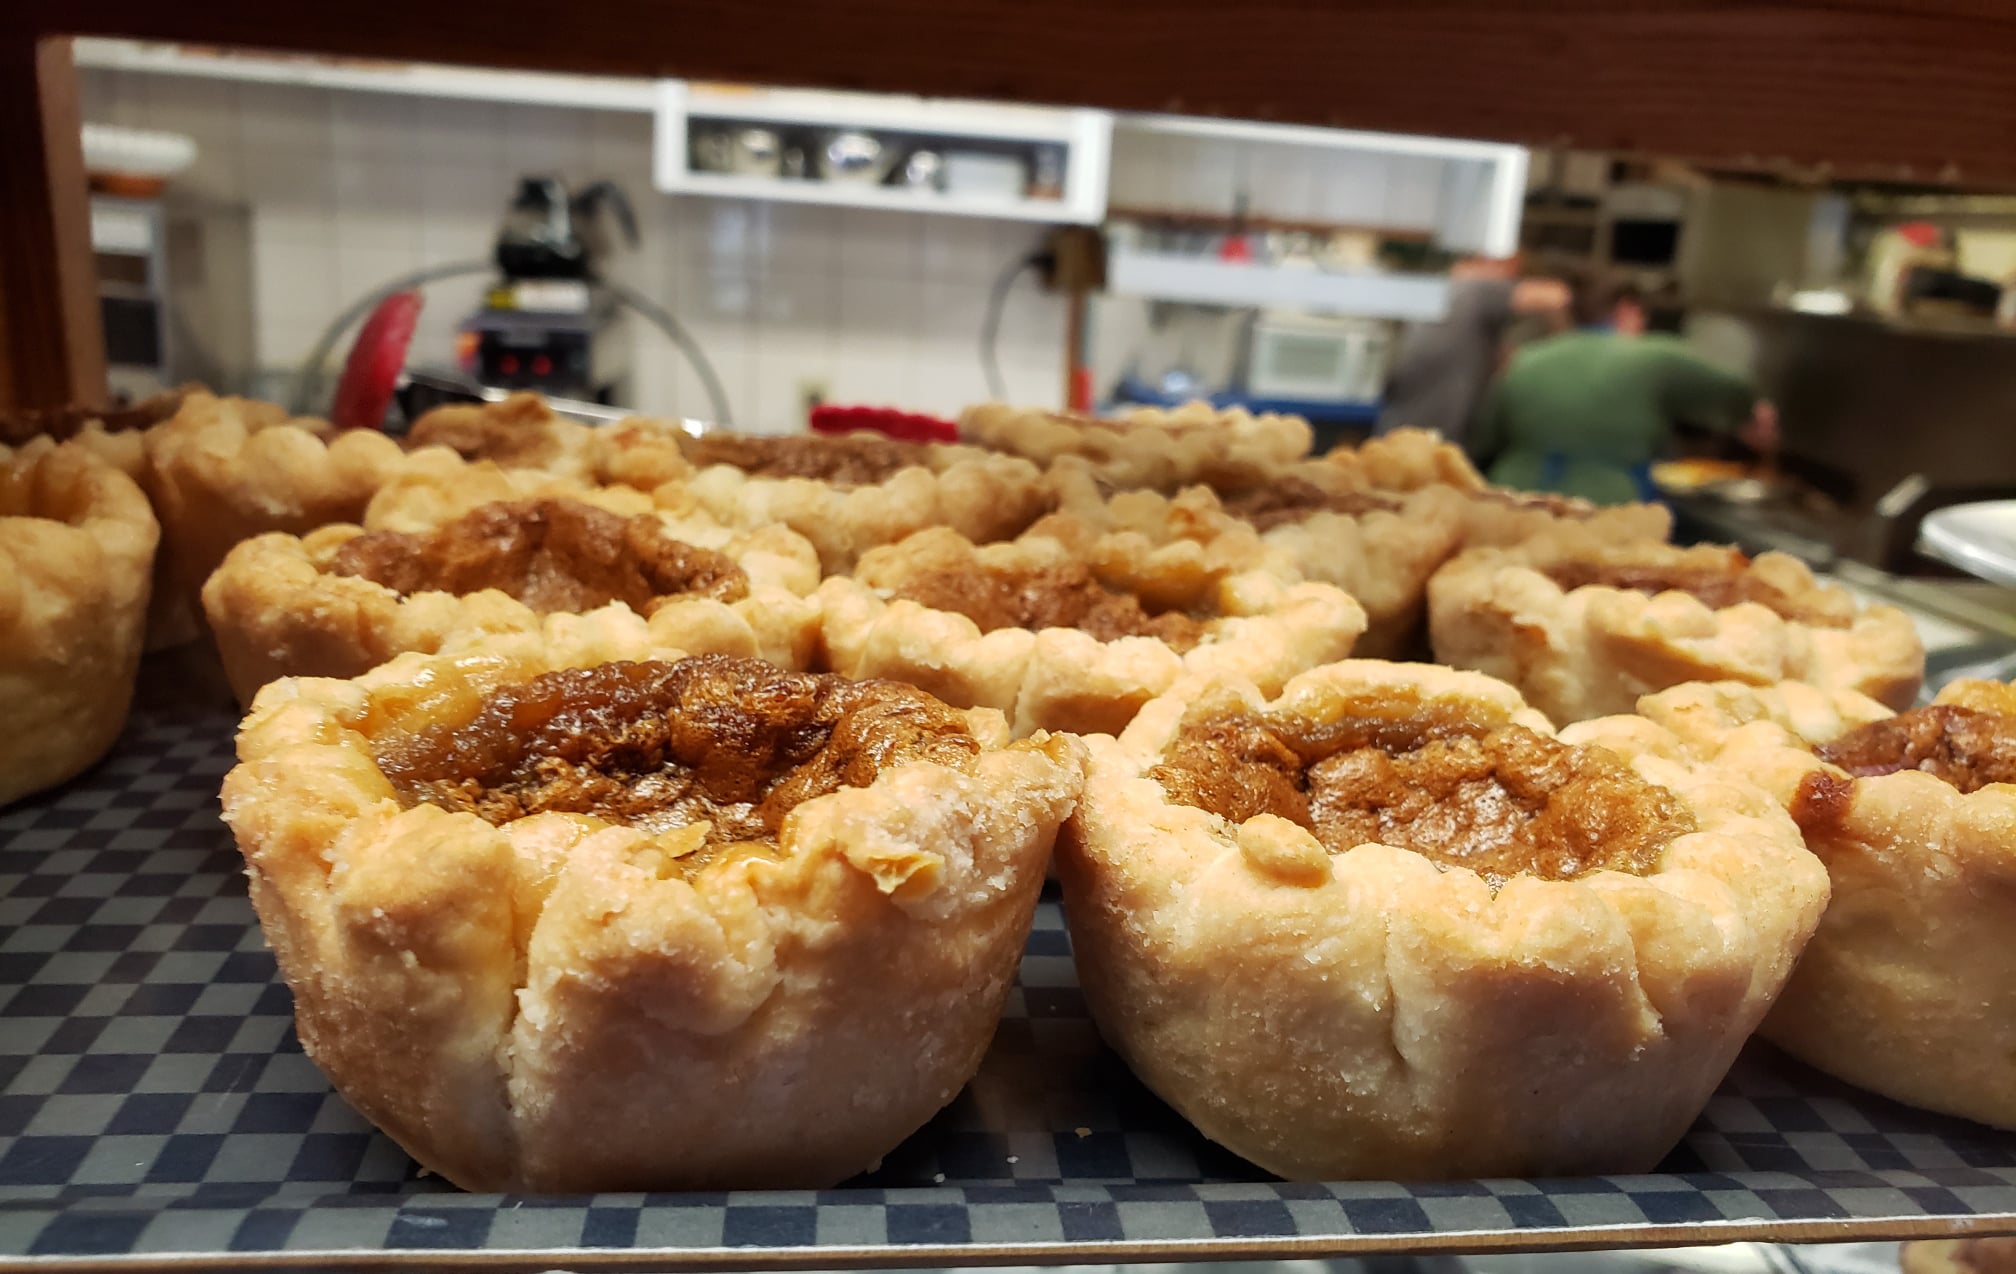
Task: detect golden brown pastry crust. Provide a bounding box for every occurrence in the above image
[204,493,821,701]
[143,391,465,613]
[1453,488,1674,549]
[1320,426,1487,493]
[818,525,1365,737]
[1635,677,2016,1129]
[961,401,1312,492]
[403,393,601,480]
[406,396,696,491]
[1056,660,1828,1180]
[675,442,1050,573]
[1427,532,1924,724]
[0,438,159,805]
[1045,467,1467,658]
[221,638,1083,1191]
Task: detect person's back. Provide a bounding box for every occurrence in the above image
[1475,330,1758,505]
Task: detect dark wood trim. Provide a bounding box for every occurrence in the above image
[0,35,104,410]
[24,2,2016,181]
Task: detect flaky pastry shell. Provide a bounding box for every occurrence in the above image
[675,445,1050,573]
[818,526,1365,737]
[1046,467,1467,658]
[0,438,159,805]
[1320,426,1487,493]
[1635,677,2016,1128]
[203,494,821,701]
[1428,534,1923,724]
[1454,488,1674,550]
[143,391,466,614]
[1056,660,1828,1180]
[222,639,1084,1191]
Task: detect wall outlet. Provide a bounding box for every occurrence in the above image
[799,378,829,417]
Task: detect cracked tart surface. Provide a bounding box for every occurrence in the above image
[1055,660,1828,1179]
[222,644,1083,1191]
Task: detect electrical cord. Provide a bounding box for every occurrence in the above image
[289,263,735,427]
[980,249,1053,402]
[602,279,733,428]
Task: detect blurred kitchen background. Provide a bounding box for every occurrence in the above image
[71,39,2016,610]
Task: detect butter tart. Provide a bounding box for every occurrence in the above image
[1056,660,1828,1180]
[0,438,160,805]
[403,393,600,480]
[1320,426,1487,494]
[961,400,1313,493]
[675,432,1051,572]
[1428,533,1923,724]
[143,391,465,614]
[15,394,201,650]
[406,395,698,492]
[203,496,821,701]
[222,642,1083,1191]
[1047,465,1467,658]
[817,525,1365,737]
[1636,677,2016,1129]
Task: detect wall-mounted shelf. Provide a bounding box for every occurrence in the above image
[1106,244,1452,320]
[1114,112,1528,256]
[655,80,1111,224]
[73,37,658,110]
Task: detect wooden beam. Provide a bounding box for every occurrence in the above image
[0,35,104,411]
[25,2,2016,181]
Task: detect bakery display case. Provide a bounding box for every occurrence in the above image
[7,4,2016,1271]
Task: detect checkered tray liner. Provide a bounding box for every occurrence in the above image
[4,707,2015,1267]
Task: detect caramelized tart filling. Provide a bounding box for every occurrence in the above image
[1220,477,1402,530]
[687,433,929,484]
[1813,704,2016,793]
[372,656,981,855]
[328,498,747,615]
[1152,699,1694,886]
[1542,554,1849,627]
[404,396,566,469]
[890,559,1208,651]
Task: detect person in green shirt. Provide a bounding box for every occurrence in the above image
[1470,282,1778,505]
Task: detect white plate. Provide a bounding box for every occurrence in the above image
[1920,500,2016,587]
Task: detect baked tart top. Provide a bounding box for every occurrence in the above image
[684,432,934,485]
[1635,677,2016,847]
[1138,667,1699,890]
[1150,693,1694,889]
[852,527,1235,650]
[372,655,982,867]
[404,393,593,473]
[327,498,747,616]
[1538,549,1851,628]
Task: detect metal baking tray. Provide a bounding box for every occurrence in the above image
[5,706,2016,1269]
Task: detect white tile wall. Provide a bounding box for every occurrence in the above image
[80,69,1069,432]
